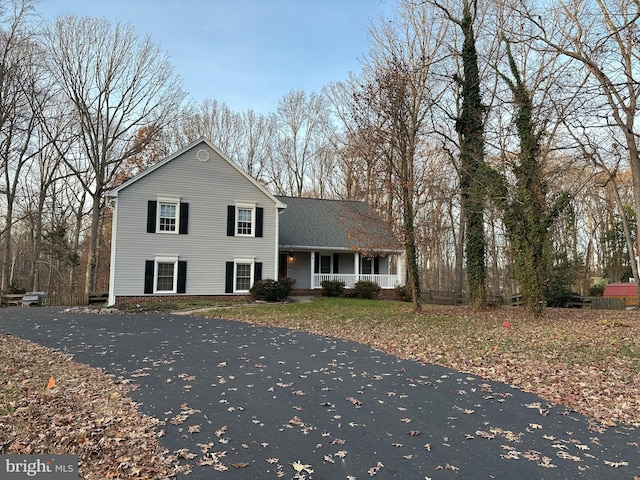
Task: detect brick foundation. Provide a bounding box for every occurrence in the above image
[114,294,252,306]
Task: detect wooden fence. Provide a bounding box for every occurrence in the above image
[0,292,108,307]
[419,290,630,310]
[420,290,517,306]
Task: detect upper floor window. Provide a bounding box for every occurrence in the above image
[236,207,254,236]
[147,198,188,235]
[159,202,177,232]
[227,204,263,238]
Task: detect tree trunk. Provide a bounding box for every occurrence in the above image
[2,198,14,292]
[84,192,102,297]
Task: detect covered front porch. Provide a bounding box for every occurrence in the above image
[279,250,403,290]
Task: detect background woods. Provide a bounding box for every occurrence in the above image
[1,0,640,314]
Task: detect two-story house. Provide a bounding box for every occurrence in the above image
[107,138,403,305]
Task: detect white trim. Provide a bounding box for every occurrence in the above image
[157,198,181,234]
[233,257,255,293]
[274,205,280,280]
[235,204,256,237]
[157,195,181,203]
[108,199,118,306]
[154,256,179,293]
[310,251,315,289]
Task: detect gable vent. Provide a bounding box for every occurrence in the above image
[196,149,210,162]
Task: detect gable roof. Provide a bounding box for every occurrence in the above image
[276,196,401,253]
[107,137,286,208]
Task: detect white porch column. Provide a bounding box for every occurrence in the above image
[354,252,360,282]
[310,251,315,289]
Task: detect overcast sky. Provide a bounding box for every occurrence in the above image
[37,0,395,114]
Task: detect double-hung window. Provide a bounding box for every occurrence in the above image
[156,261,177,292]
[225,258,262,293]
[159,202,177,232]
[227,204,263,238]
[144,257,187,294]
[362,257,372,275]
[236,207,254,236]
[148,197,188,234]
[235,262,253,291]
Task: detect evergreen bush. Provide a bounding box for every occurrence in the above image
[250,279,289,302]
[353,281,381,299]
[321,280,345,297]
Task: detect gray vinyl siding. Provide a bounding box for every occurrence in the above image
[112,144,278,296]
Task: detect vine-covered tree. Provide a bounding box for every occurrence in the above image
[492,40,569,317]
[434,0,488,307]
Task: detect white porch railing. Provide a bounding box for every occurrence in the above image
[313,274,399,289]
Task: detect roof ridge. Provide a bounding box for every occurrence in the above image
[275,195,366,204]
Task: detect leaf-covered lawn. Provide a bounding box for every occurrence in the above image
[199,298,640,427]
[0,334,181,479]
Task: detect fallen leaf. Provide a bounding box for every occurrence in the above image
[604,460,629,467]
[292,461,313,474]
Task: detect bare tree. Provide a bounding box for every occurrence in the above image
[0,0,41,292]
[179,99,244,159]
[43,15,186,295]
[523,0,640,302]
[271,90,329,196]
[345,0,449,311]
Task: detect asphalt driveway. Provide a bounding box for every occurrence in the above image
[1,307,638,479]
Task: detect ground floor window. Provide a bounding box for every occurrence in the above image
[235,263,252,291]
[156,262,176,292]
[225,257,261,293]
[320,255,331,273]
[144,257,186,294]
[362,257,372,274]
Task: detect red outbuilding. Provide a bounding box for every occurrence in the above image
[602,282,638,307]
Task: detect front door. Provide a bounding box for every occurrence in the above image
[278,253,288,280]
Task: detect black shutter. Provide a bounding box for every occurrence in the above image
[254,262,262,282]
[374,257,380,275]
[146,201,157,233]
[144,260,154,294]
[177,261,187,293]
[255,207,264,237]
[179,203,189,234]
[227,206,235,236]
[225,262,234,293]
[333,253,339,273]
[314,252,320,273]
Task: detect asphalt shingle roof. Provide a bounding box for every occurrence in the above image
[276,196,400,252]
